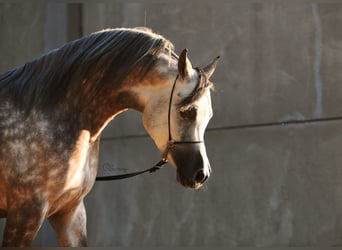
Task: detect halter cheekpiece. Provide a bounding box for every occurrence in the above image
[96,70,204,181]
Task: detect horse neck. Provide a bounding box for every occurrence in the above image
[76,85,139,143]
[77,62,177,143]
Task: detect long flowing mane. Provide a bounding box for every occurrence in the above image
[0,28,174,112]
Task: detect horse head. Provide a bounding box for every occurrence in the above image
[141,49,219,189]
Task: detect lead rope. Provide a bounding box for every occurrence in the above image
[95,74,179,181]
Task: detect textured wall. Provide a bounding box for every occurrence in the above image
[1,0,342,247]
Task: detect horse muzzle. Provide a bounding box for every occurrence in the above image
[170,145,211,189]
[176,167,211,189]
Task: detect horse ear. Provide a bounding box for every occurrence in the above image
[203,56,220,79]
[178,48,192,79]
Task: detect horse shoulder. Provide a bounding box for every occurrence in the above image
[64,130,98,190]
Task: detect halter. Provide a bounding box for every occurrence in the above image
[159,72,204,163]
[96,71,204,181]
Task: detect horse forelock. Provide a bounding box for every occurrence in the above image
[177,68,213,111]
[0,28,174,113]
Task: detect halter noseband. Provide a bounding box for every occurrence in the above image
[96,71,203,181]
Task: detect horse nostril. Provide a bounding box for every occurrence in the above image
[194,169,207,183]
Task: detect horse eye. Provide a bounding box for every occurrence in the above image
[180,106,198,121]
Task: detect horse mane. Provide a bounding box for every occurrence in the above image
[0,27,174,112]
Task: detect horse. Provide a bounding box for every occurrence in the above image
[0,27,219,246]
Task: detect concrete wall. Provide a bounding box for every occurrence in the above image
[1,0,342,247]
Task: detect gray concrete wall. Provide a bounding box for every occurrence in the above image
[1,0,342,247]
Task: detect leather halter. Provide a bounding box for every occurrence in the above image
[96,71,203,181]
[159,72,204,163]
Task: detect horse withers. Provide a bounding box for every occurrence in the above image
[0,28,219,246]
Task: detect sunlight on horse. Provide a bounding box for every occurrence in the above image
[0,27,219,246]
